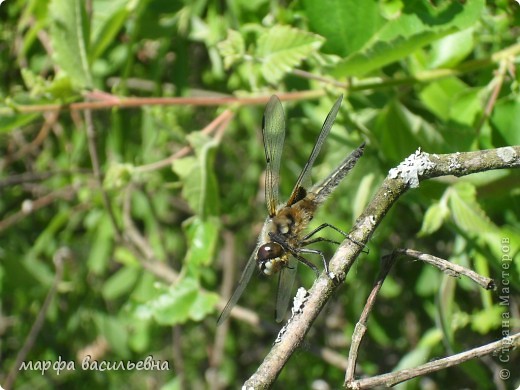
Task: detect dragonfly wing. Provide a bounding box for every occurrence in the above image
[287,95,343,206]
[275,257,298,323]
[262,95,286,217]
[217,246,259,325]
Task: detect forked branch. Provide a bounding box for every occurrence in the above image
[345,249,498,388]
[244,145,520,389]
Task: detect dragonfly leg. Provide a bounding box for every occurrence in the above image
[302,223,368,254]
[302,223,346,240]
[293,252,320,278]
[297,247,332,278]
[301,236,340,246]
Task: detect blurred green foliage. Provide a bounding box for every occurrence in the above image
[0,0,519,389]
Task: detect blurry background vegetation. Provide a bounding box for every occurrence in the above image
[0,0,519,389]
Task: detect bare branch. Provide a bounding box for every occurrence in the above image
[345,254,397,383]
[347,333,520,389]
[244,145,520,388]
[391,249,496,290]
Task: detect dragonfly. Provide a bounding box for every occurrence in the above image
[217,95,365,325]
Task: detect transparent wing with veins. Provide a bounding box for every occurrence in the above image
[262,95,286,217]
[275,258,298,322]
[217,245,259,325]
[286,95,343,206]
[217,96,286,325]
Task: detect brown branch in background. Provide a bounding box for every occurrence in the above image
[475,59,511,135]
[208,231,236,389]
[347,333,520,389]
[8,90,325,114]
[393,249,496,290]
[135,108,235,173]
[291,69,349,89]
[4,248,69,390]
[83,109,122,240]
[172,326,187,389]
[0,184,79,232]
[11,111,60,162]
[121,185,178,284]
[0,170,90,189]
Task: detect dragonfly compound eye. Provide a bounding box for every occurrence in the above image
[257,243,284,261]
[257,243,285,275]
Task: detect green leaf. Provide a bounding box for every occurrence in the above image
[172,132,220,217]
[447,88,482,127]
[256,25,324,84]
[103,162,135,190]
[419,201,449,236]
[49,0,93,88]
[332,0,484,77]
[102,265,140,300]
[428,28,475,68]
[85,213,114,274]
[90,0,132,60]
[0,111,40,133]
[447,182,497,236]
[302,0,383,57]
[144,278,219,325]
[373,100,422,162]
[419,77,469,121]
[394,328,443,370]
[471,305,504,334]
[93,312,130,357]
[183,216,220,274]
[415,266,441,297]
[217,29,246,69]
[491,97,520,145]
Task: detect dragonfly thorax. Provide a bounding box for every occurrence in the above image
[256,242,288,275]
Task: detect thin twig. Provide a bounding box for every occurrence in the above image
[393,249,496,290]
[135,109,235,173]
[291,69,349,88]
[0,184,79,232]
[121,185,178,283]
[208,231,236,389]
[6,90,325,114]
[84,109,122,240]
[0,170,90,189]
[345,254,398,383]
[475,59,510,135]
[347,333,520,389]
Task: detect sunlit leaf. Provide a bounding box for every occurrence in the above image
[302,0,383,56]
[491,97,520,145]
[102,265,140,300]
[447,182,497,236]
[419,201,449,236]
[144,279,219,325]
[332,0,484,77]
[217,29,246,69]
[471,305,504,334]
[429,28,475,68]
[183,216,220,273]
[49,0,93,88]
[256,25,324,84]
[172,132,220,217]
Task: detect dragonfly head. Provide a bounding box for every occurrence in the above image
[257,242,286,275]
